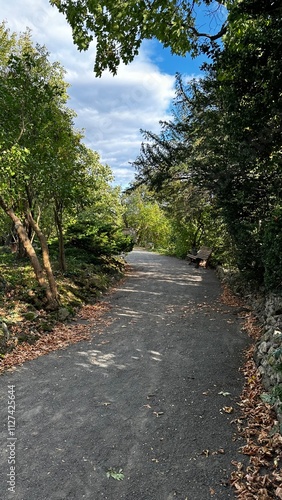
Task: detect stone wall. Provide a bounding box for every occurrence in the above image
[255,293,282,424]
[216,267,282,426]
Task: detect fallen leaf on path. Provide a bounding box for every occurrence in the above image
[221,406,234,414]
[275,487,282,499]
[220,285,244,307]
[212,449,225,455]
[77,302,112,320]
[241,313,262,340]
[229,311,282,498]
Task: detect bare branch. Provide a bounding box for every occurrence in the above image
[189,21,227,41]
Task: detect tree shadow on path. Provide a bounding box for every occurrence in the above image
[0,249,250,500]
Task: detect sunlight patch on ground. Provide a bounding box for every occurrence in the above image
[115,307,143,318]
[157,277,202,286]
[115,306,167,320]
[77,350,126,369]
[120,288,163,295]
[129,270,203,285]
[148,350,162,362]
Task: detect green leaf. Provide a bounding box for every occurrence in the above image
[260,393,275,404]
[106,468,124,481]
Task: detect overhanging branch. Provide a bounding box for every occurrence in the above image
[190,21,227,41]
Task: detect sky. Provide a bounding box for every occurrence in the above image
[1,0,223,188]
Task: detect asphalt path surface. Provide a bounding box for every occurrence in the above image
[0,249,249,500]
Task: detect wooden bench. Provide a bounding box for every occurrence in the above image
[186,246,212,268]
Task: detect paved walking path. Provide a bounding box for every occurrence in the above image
[0,250,249,500]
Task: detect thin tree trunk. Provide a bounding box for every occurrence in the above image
[0,196,53,302]
[54,203,67,272]
[27,211,59,308]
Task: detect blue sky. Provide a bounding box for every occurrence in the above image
[148,41,206,76]
[1,1,223,188]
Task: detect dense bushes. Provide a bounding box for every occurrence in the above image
[65,220,134,256]
[262,209,282,293]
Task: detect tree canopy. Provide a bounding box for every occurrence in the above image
[50,0,227,75]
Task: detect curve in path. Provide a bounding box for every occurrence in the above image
[0,250,249,500]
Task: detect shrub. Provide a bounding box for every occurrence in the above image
[262,208,282,293]
[65,221,134,256]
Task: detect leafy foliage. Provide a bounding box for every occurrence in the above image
[122,186,171,250]
[0,23,132,306]
[262,209,282,292]
[50,0,227,75]
[130,1,282,287]
[0,244,126,356]
[65,219,133,256]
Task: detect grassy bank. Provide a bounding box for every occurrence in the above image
[0,247,125,357]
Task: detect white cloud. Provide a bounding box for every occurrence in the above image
[2,0,176,187]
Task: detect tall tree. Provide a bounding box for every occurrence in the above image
[213,0,282,281]
[0,24,78,306]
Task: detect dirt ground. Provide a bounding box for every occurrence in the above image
[0,249,250,500]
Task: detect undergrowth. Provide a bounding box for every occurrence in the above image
[0,247,125,356]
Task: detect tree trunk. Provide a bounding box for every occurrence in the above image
[27,211,59,308]
[0,197,44,284]
[0,196,57,309]
[54,203,67,272]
